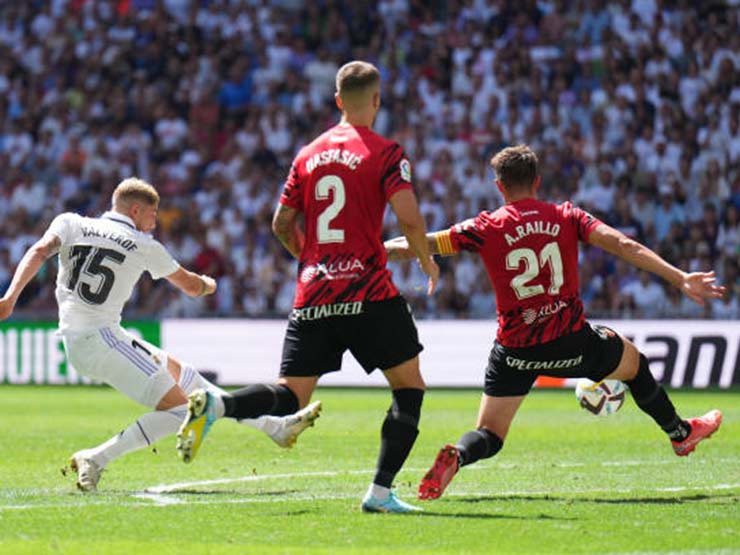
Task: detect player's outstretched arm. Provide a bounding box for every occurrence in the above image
[587,223,725,304]
[272,203,305,259]
[384,230,459,262]
[165,268,217,298]
[0,233,60,320]
[388,189,439,294]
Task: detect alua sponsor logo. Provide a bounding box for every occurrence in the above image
[300,259,366,283]
[522,300,568,325]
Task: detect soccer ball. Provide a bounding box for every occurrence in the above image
[575,378,626,416]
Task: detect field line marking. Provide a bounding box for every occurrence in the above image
[145,469,372,493]
[1,457,734,499]
[2,482,738,512]
[3,482,739,512]
[143,456,735,493]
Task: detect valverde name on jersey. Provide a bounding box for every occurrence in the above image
[80,225,139,252]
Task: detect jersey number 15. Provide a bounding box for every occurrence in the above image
[68,246,126,305]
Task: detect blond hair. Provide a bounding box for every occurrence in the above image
[491,145,539,191]
[112,177,159,209]
[335,61,380,106]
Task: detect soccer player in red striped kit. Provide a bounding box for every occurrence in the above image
[178,61,439,513]
[385,144,724,501]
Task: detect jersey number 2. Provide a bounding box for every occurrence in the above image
[506,242,564,300]
[315,175,345,243]
[68,246,126,305]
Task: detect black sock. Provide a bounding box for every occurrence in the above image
[456,428,503,467]
[223,384,299,419]
[626,354,690,441]
[373,388,424,488]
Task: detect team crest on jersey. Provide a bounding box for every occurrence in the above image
[400,159,412,182]
[594,325,615,339]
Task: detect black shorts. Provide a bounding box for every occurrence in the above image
[280,295,423,377]
[484,322,625,397]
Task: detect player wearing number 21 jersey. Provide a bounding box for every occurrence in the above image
[385,144,724,502]
[447,198,597,348]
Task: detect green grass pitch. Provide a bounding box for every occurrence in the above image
[1,386,738,555]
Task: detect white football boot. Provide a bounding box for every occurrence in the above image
[69,450,103,492]
[267,400,322,448]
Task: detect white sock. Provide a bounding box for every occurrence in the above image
[367,483,390,500]
[237,415,284,435]
[178,365,225,418]
[86,405,188,468]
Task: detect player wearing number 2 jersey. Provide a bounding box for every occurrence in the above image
[0,178,315,491]
[385,145,724,501]
[279,124,412,308]
[178,60,439,514]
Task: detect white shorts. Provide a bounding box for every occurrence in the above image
[63,326,175,409]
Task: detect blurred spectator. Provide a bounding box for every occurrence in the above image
[0,1,737,322]
[621,270,667,318]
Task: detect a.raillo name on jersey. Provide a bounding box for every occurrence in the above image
[81,226,138,251]
[505,221,560,246]
[306,149,363,173]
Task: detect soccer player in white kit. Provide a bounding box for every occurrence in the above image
[0,178,320,491]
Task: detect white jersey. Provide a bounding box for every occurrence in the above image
[48,211,180,333]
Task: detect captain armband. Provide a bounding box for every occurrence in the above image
[433,231,457,256]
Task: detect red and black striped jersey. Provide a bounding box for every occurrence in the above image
[280,124,414,308]
[449,198,602,347]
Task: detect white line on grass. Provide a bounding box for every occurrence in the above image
[3,481,738,512]
[145,469,374,494]
[144,456,734,494]
[2,458,737,512]
[140,481,740,507]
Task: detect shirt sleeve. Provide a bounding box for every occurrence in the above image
[45,213,76,244]
[563,202,603,241]
[449,213,489,253]
[278,160,303,211]
[146,240,181,280]
[380,143,414,202]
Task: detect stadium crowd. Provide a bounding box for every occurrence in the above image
[0,0,739,321]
